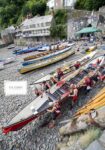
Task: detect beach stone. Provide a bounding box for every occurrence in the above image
[56,143,67,150]
[60,147,69,150]
[99,130,105,148]
[85,140,104,150]
[62,136,69,143]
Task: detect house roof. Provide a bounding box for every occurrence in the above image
[21,15,53,27]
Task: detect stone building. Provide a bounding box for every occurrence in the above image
[1,26,15,44]
[67,10,90,39]
[67,10,99,40]
[98,6,105,34]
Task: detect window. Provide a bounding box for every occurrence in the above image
[24,26,29,29]
[41,23,44,27]
[37,24,40,27]
[30,24,35,28]
[46,22,50,26]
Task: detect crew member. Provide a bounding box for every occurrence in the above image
[56,68,64,81]
[69,84,78,106]
[74,61,81,69]
[34,87,42,97]
[82,76,93,94]
[47,101,61,127]
[50,77,58,86]
[97,59,101,65]
[42,81,51,91]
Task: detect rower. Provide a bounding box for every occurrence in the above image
[89,70,99,83]
[56,68,64,81]
[34,87,42,97]
[42,81,51,91]
[69,84,78,106]
[47,101,61,127]
[82,76,93,94]
[98,67,105,82]
[74,61,81,69]
[97,58,101,65]
[50,77,58,85]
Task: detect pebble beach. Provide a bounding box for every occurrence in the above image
[0,42,105,150]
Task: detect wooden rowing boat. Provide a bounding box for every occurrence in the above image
[24,43,75,61]
[2,55,105,134]
[22,46,73,66]
[19,48,75,74]
[32,51,97,85]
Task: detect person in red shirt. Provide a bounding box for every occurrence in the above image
[69,84,78,107]
[42,81,51,91]
[50,77,58,85]
[82,76,93,94]
[34,87,42,97]
[56,68,64,81]
[74,61,81,69]
[47,101,61,127]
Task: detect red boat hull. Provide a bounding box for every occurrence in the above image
[2,90,69,134]
[2,115,38,134]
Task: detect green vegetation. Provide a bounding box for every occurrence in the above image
[0,0,47,28]
[75,0,105,11]
[50,9,67,40]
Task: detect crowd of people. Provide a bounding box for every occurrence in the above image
[33,58,105,128]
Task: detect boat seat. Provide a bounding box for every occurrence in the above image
[59,88,66,94]
[37,100,49,112]
[47,93,57,102]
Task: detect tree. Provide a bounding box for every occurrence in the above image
[0,0,47,28]
[50,9,67,39]
[75,0,105,11]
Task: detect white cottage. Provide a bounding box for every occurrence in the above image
[16,15,53,43]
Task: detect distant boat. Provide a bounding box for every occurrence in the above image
[19,48,75,74]
[7,44,15,49]
[15,44,49,55]
[15,46,40,55]
[2,55,105,134]
[85,45,97,53]
[37,46,50,51]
